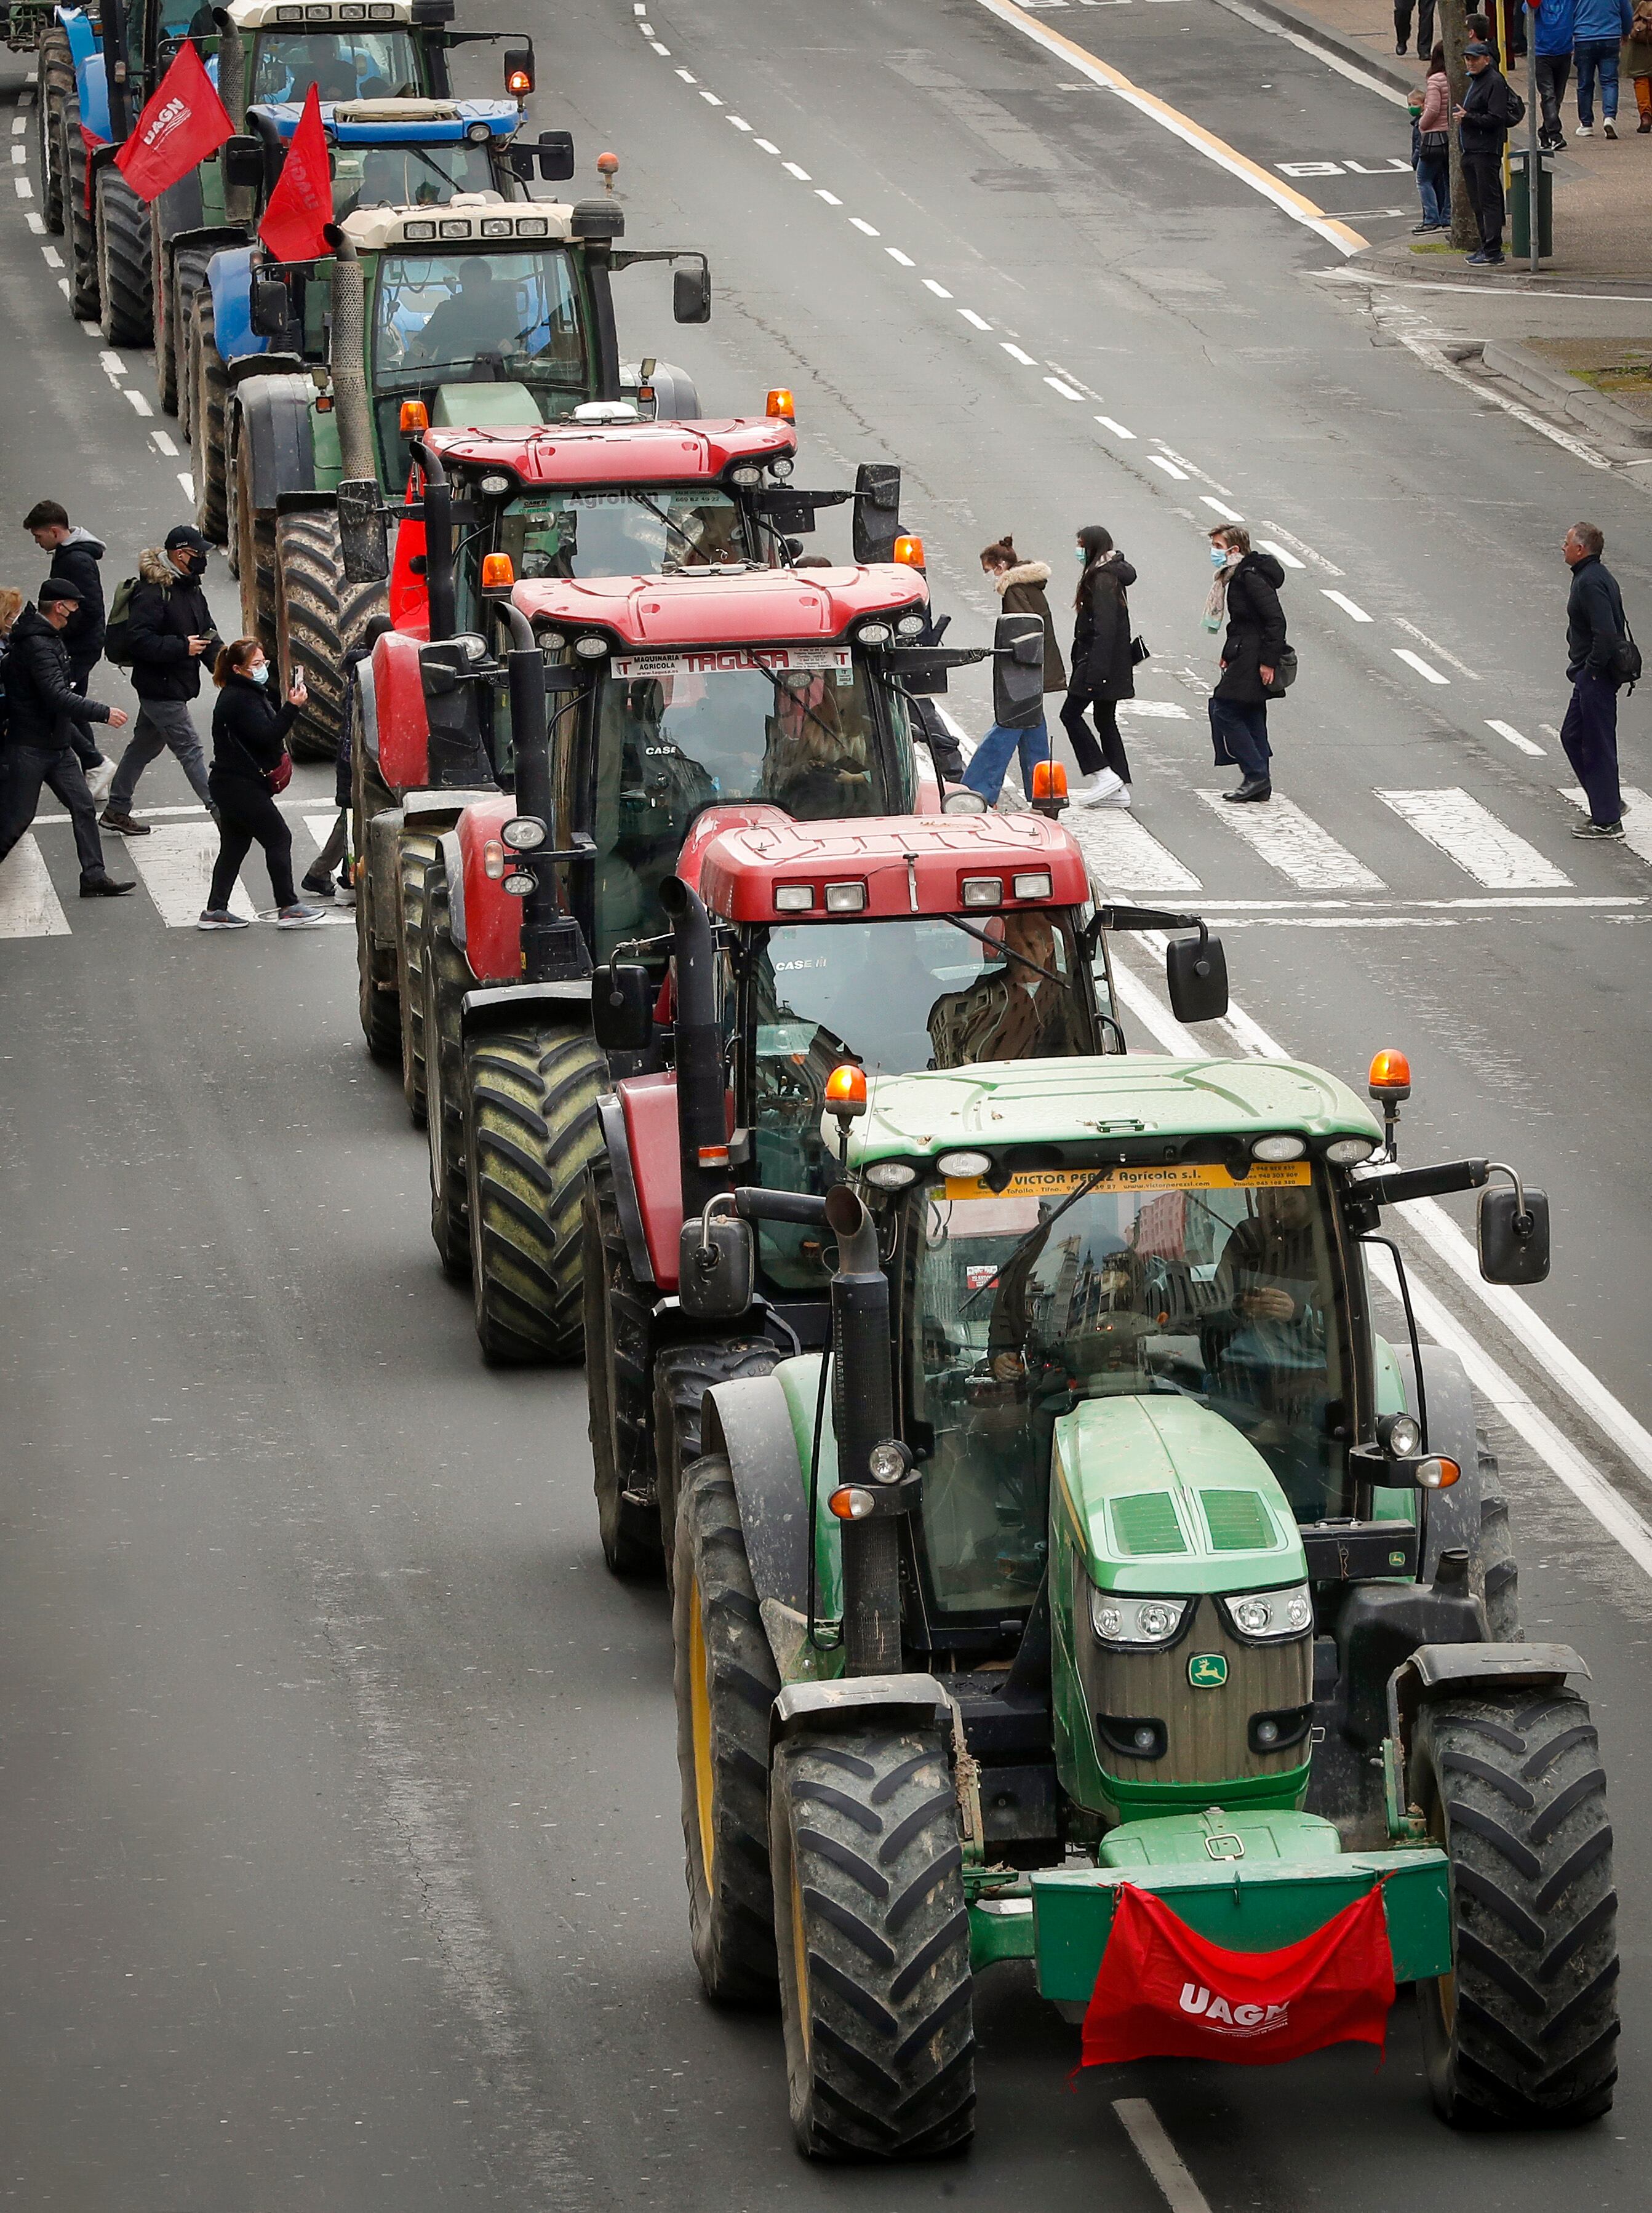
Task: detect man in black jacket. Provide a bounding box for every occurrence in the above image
[24,500,106,694]
[1560,522,1630,840]
[1207,526,1288,803]
[1456,40,1523,266]
[101,524,221,838]
[0,581,134,894]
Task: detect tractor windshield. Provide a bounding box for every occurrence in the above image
[906,1162,1348,1614]
[334,140,502,220]
[742,913,1091,1291]
[249,30,423,103]
[455,488,754,628]
[371,247,589,460]
[588,650,912,952]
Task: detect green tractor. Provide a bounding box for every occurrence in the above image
[670,1050,1616,2152]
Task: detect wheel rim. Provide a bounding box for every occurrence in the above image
[1427,1773,1458,2032]
[790,1856,812,2058]
[689,1574,716,1882]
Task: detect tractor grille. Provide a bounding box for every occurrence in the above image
[1200,1488,1276,1552]
[1109,1491,1187,1557]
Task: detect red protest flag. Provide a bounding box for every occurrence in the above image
[114,39,233,203]
[1079,1881,1395,2071]
[258,84,333,265]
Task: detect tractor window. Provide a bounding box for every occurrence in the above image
[249,30,423,103]
[588,653,896,955]
[506,489,751,582]
[906,1163,1349,1611]
[333,140,502,220]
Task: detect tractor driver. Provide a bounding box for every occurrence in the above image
[926,907,1087,1071]
[1210,1181,1336,1508]
[404,261,525,372]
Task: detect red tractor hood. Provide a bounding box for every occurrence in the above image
[508,563,927,648]
[422,417,797,485]
[688,810,1091,921]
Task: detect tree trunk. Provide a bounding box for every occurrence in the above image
[1445,0,1479,250]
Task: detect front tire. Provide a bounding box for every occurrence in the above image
[95,165,151,345]
[770,1726,976,2159]
[37,27,73,235]
[653,1337,780,1584]
[422,868,471,1277]
[582,1164,661,1576]
[673,1457,781,2005]
[233,431,277,660]
[159,240,211,418]
[193,288,231,543]
[275,509,388,763]
[396,827,439,1125]
[60,94,98,319]
[463,1024,604,1363]
[1411,1688,1618,2127]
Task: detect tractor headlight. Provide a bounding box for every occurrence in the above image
[478,474,513,498]
[864,1160,917,1191]
[1090,1589,1190,1648]
[1218,1584,1312,1643]
[501,815,545,850]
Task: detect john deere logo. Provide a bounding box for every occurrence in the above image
[1188,1654,1228,1688]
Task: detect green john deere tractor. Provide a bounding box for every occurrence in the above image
[670,1050,1616,2154]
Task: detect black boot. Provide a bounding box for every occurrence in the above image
[1223,777,1272,803]
[80,873,137,896]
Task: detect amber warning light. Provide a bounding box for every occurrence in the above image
[893,535,924,568]
[399,400,429,436]
[1030,759,1067,816]
[824,1063,868,1121]
[1368,1048,1411,1103]
[481,552,515,591]
[766,388,796,421]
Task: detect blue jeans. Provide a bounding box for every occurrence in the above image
[1560,671,1621,824]
[1575,38,1621,123]
[962,716,1051,802]
[1208,697,1272,783]
[1416,152,1450,226]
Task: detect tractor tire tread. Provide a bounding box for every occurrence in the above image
[396,830,438,1124]
[95,165,151,346]
[652,1336,780,1581]
[275,510,388,762]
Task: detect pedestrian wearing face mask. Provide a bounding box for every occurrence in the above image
[1062,524,1136,808]
[198,637,327,929]
[1205,524,1287,803]
[100,525,223,837]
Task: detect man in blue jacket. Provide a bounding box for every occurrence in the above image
[1560,523,1632,840]
[1526,0,1577,146]
[1573,0,1632,133]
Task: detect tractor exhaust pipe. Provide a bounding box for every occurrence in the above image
[495,601,589,985]
[322,224,377,487]
[659,877,731,1218]
[210,7,245,129]
[824,1184,902,1675]
[411,437,456,644]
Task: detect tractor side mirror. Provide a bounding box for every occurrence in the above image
[221,134,263,192]
[1165,929,1228,1024]
[672,261,712,325]
[991,613,1045,727]
[249,274,290,338]
[591,960,653,1055]
[1478,1183,1550,1285]
[418,638,481,696]
[537,128,575,181]
[337,479,389,586]
[678,1214,754,1320]
[851,462,901,565]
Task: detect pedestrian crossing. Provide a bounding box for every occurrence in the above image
[131,823,258,927]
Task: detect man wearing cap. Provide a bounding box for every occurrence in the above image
[0,581,134,893]
[100,525,222,838]
[1455,39,1526,266]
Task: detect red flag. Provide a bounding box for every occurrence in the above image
[114,40,233,203]
[258,84,333,265]
[1079,1881,1395,2070]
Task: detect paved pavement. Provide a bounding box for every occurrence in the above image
[4,4,1652,2205]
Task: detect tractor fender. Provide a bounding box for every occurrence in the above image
[73,42,110,143]
[204,244,265,365]
[460,981,591,1039]
[644,361,701,421]
[1395,1342,1483,1584]
[454,797,524,984]
[773,1675,954,1747]
[364,807,405,955]
[234,372,317,510]
[274,489,339,517]
[614,1071,682,1290]
[356,650,380,775]
[1389,1641,1589,1748]
[390,506,429,632]
[594,1090,656,1287]
[65,8,99,73]
[152,169,206,242]
[370,626,429,793]
[702,1373,813,1621]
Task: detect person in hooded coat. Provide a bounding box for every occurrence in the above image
[1061,525,1136,808]
[1205,524,1287,803]
[961,535,1063,804]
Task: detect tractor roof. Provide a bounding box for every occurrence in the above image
[231,0,416,23]
[253,96,520,142]
[682,807,1091,921]
[510,562,927,648]
[425,417,796,483]
[340,194,569,250]
[845,1058,1381,1165]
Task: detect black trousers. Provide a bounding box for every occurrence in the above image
[1059,687,1131,782]
[207,773,297,912]
[0,744,108,879]
[1461,151,1506,252]
[65,655,107,766]
[1535,53,1571,138]
[1394,0,1434,49]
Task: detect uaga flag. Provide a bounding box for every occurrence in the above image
[114,41,233,203]
[258,84,333,265]
[1079,1882,1395,2070]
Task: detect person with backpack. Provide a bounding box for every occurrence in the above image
[100,527,222,839]
[1455,39,1526,265]
[1559,522,1635,840]
[0,580,134,894]
[1205,525,1288,804]
[198,637,327,928]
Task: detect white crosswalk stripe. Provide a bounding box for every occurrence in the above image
[1376,788,1571,889]
[0,836,71,937]
[1066,806,1202,894]
[1198,791,1383,889]
[1561,784,1652,863]
[128,823,258,926]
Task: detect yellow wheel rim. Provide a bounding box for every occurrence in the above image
[689,1574,716,1883]
[1429,1780,1457,2030]
[791,1853,812,2057]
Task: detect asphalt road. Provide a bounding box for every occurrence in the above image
[2,2,1650,2204]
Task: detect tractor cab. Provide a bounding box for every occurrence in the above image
[241,96,539,227]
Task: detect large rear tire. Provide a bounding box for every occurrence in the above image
[770,1726,976,2159]
[463,1024,603,1363]
[1411,1688,1618,2128]
[1475,1439,1520,1641]
[354,829,401,1068]
[95,165,151,345]
[159,241,211,419]
[673,1457,781,2005]
[37,28,73,236]
[232,429,277,660]
[193,289,231,543]
[653,1337,780,1586]
[60,94,98,320]
[581,1164,661,1576]
[423,868,471,1278]
[396,827,439,1125]
[274,509,388,763]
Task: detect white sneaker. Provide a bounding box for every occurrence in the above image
[276,903,329,928]
[1604,116,1618,138]
[85,759,116,806]
[1074,769,1127,807]
[1577,121,1594,136]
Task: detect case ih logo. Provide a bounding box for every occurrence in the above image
[1178,1984,1290,2036]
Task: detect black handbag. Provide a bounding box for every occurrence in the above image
[1263,645,1299,700]
[1611,617,1642,694]
[1130,634,1151,666]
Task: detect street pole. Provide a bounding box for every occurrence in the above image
[1527,15,1541,272]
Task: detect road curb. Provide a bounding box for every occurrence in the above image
[1481,337,1652,448]
[1224,0,1419,94]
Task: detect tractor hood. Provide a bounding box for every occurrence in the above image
[1053,1395,1307,1597]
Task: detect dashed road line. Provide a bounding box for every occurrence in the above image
[1095,415,1136,438]
[1322,589,1371,621]
[1393,645,1446,684]
[1198,789,1383,888]
[1378,787,1570,887]
[1486,718,1546,756]
[1145,453,1187,479]
[1256,538,1304,570]
[0,837,71,938]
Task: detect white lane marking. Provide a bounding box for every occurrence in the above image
[1393,646,1447,684]
[1255,538,1304,570]
[0,837,71,938]
[1002,342,1037,364]
[58,278,70,299]
[1153,444,1231,493]
[700,89,723,105]
[10,116,24,134]
[886,246,914,265]
[1045,375,1082,399]
[1207,915,1459,928]
[1198,790,1383,888]
[1146,453,1187,479]
[128,823,256,927]
[10,145,25,164]
[36,799,329,826]
[150,428,178,457]
[26,210,45,233]
[303,813,340,856]
[99,348,125,377]
[1393,616,1479,680]
[178,471,196,500]
[1378,788,1570,887]
[1561,782,1652,861]
[1095,414,1136,438]
[649,39,671,53]
[41,243,62,268]
[1118,698,1187,717]
[784,161,811,178]
[924,277,953,297]
[728,114,751,130]
[1323,588,1371,621]
[1212,0,1411,103]
[675,66,696,81]
[1197,895,1636,910]
[79,319,102,337]
[1067,807,1202,893]
[959,308,992,330]
[1200,495,1243,520]
[13,175,32,197]
[816,188,842,204]
[1114,2099,1213,2213]
[974,0,1366,253]
[1256,519,1342,575]
[1486,718,1546,756]
[850,215,880,236]
[125,388,153,417]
